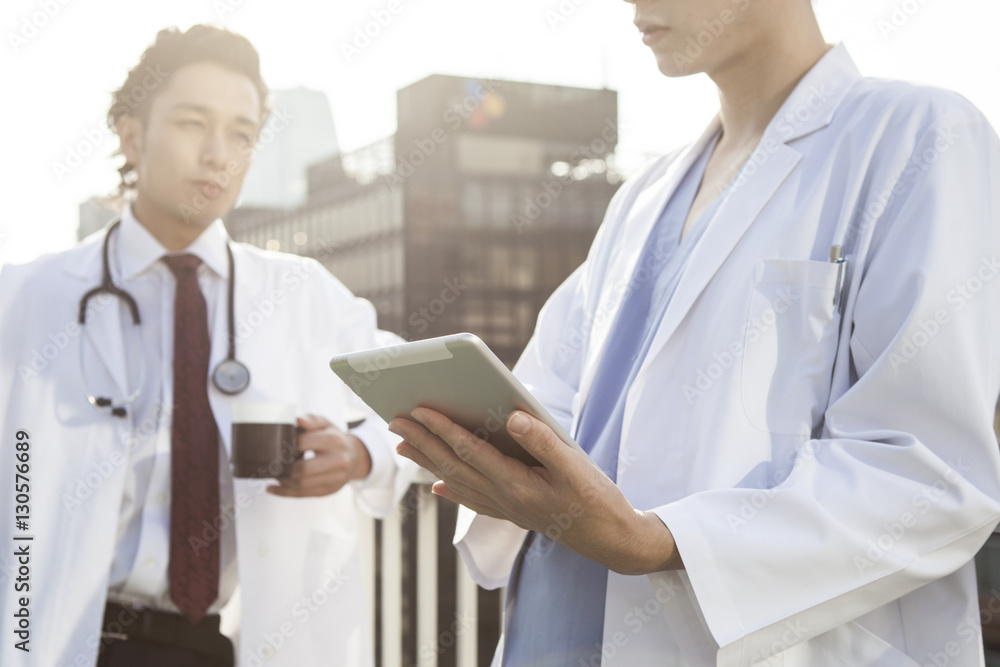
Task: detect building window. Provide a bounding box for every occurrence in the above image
[489,184,513,227]
[489,246,511,287]
[461,181,484,227]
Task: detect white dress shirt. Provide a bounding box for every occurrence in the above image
[105,206,240,614]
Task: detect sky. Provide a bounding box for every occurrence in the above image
[1,0,997,265]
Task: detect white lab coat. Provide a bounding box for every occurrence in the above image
[456,44,1000,666]
[0,233,411,667]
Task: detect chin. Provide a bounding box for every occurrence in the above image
[654,51,705,78]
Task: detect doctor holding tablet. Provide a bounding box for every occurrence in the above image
[390,0,1000,665]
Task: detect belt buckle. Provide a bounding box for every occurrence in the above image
[101,600,140,643]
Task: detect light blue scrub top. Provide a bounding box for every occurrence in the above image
[503,131,728,666]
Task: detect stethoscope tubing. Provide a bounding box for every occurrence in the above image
[79,219,248,417]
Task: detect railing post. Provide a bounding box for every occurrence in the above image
[381,504,404,667]
[357,510,377,650]
[456,556,479,666]
[417,486,439,667]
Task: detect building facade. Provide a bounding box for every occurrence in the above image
[226,74,621,366]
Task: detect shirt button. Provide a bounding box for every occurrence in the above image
[156,493,168,505]
[144,558,156,568]
[259,543,269,558]
[261,645,275,660]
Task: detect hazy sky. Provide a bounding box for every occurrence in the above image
[1,0,997,265]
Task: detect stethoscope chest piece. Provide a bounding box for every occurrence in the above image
[213,358,251,395]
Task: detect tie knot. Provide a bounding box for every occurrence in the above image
[163,254,202,279]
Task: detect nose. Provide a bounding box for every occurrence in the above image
[200,127,229,168]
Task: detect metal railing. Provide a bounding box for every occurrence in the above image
[358,484,505,667]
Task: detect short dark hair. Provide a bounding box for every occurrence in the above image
[108,24,271,192]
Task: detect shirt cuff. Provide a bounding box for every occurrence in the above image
[349,418,395,492]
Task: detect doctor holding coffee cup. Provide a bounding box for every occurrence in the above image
[233,402,372,490]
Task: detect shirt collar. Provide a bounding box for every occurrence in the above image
[117,205,231,281]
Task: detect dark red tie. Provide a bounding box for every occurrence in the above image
[164,254,220,623]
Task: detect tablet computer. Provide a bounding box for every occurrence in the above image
[329,333,585,467]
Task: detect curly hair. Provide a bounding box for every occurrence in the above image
[107,24,271,193]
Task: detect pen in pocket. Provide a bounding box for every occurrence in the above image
[830,245,847,313]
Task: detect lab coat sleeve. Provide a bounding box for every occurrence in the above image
[654,106,1000,663]
[313,266,416,518]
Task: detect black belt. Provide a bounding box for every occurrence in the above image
[101,601,233,663]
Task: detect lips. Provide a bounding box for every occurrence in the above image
[636,21,669,46]
[642,28,668,46]
[193,180,223,199]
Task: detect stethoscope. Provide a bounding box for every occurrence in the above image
[79,219,251,418]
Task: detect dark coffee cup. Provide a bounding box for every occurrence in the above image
[230,403,301,479]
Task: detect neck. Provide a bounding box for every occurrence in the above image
[709,14,831,152]
[131,198,211,252]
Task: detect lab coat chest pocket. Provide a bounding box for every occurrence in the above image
[739,259,843,437]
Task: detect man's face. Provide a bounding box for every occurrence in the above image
[624,0,762,77]
[121,61,262,230]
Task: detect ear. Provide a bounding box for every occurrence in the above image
[116,115,144,167]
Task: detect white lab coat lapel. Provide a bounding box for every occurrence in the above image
[576,119,725,406]
[630,44,860,391]
[631,143,802,386]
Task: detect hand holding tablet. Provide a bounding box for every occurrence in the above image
[329,333,587,466]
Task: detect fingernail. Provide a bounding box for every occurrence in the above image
[410,410,428,426]
[508,411,531,436]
